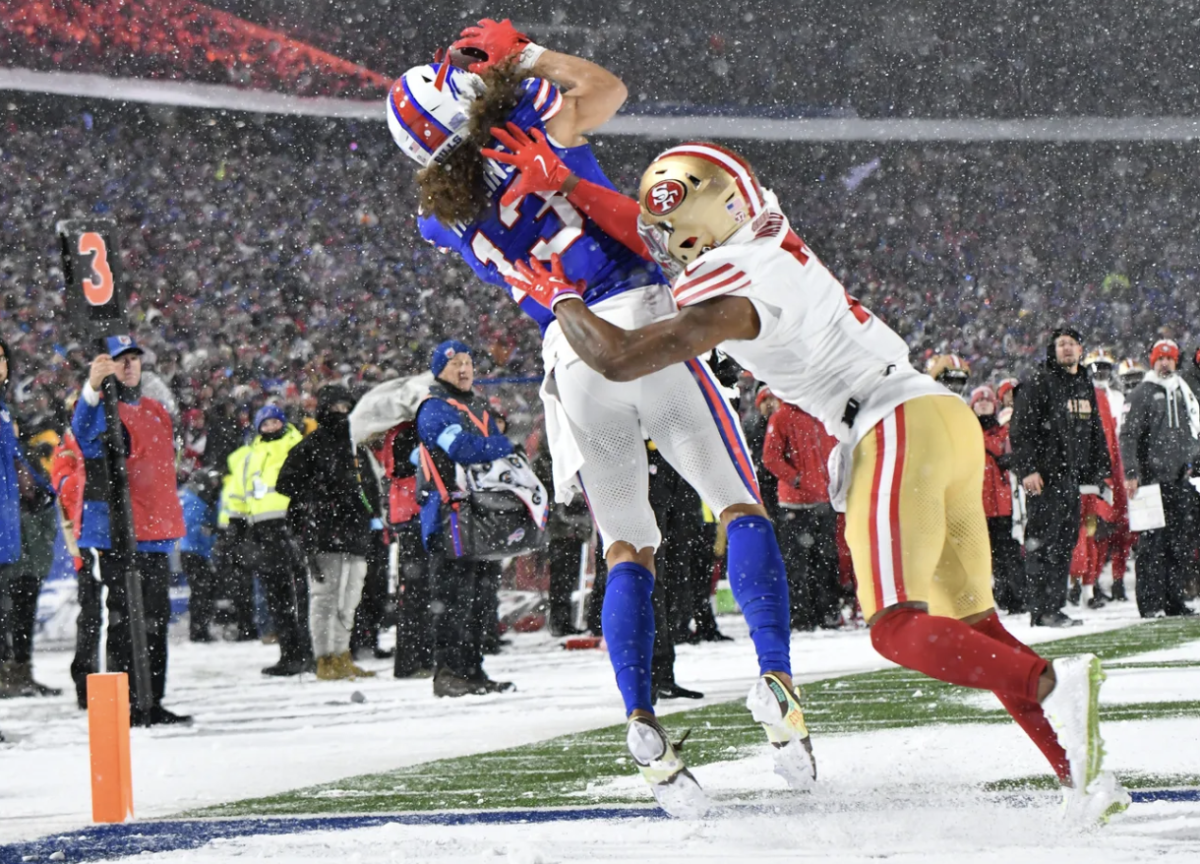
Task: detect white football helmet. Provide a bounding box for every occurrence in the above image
[386,62,482,167]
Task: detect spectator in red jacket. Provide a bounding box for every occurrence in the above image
[50,429,85,571]
[761,398,843,630]
[372,421,432,679]
[971,386,1026,614]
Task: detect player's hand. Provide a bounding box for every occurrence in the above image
[481,123,573,208]
[1022,472,1044,496]
[449,18,532,74]
[506,254,586,311]
[88,354,119,390]
[1125,478,1139,497]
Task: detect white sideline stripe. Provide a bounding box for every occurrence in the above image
[875,413,900,608]
[0,67,384,119]
[6,68,1200,141]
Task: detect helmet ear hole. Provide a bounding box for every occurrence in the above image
[686,174,703,188]
[678,237,698,249]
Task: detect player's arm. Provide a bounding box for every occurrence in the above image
[533,51,627,144]
[482,124,649,257]
[450,19,626,145]
[508,256,760,382]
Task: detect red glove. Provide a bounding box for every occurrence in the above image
[506,254,586,311]
[449,18,533,74]
[481,122,573,207]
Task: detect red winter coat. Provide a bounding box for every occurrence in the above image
[981,420,1014,519]
[761,403,836,507]
[120,399,186,541]
[1094,387,1128,523]
[50,431,84,533]
[372,423,420,526]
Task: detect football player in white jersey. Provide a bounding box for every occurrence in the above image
[490,130,1128,822]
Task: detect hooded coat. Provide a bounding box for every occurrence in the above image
[1120,372,1200,486]
[276,387,379,556]
[1009,329,1112,488]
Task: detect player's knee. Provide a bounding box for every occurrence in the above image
[719,502,770,526]
[604,542,656,573]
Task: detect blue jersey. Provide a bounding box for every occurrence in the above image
[419,78,663,334]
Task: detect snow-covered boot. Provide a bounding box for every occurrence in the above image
[337,651,375,679]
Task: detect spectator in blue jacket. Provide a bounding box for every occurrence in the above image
[415,340,514,698]
[179,467,221,642]
[0,340,21,570]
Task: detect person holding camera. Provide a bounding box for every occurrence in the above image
[416,341,518,698]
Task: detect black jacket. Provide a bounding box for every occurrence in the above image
[277,413,377,556]
[1010,357,1111,488]
[1120,374,1200,485]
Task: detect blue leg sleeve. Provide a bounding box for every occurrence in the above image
[727,515,792,676]
[601,561,656,715]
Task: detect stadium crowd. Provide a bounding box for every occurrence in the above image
[5,0,1199,117]
[3,99,1200,436]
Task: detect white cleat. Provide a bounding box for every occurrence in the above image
[626,716,711,819]
[1041,654,1130,825]
[746,673,817,791]
[1063,771,1132,826]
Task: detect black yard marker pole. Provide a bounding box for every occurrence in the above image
[57,218,153,715]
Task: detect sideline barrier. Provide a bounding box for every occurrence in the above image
[86,673,134,824]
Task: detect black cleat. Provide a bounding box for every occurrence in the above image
[1032,611,1083,628]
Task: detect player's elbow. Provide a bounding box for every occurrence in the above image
[591,350,639,382]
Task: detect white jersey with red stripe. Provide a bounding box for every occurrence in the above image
[671,197,949,445]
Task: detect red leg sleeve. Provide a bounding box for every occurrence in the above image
[870,607,1044,702]
[971,613,1071,784]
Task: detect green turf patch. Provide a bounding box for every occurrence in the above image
[186,617,1200,818]
[984,773,1200,792]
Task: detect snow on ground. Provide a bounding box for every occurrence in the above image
[1,598,1196,862]
[124,798,1200,864]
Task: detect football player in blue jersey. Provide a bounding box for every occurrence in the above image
[387,18,812,815]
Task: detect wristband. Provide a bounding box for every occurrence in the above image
[517,43,548,72]
[549,288,584,311]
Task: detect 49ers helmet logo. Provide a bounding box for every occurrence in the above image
[646,179,687,215]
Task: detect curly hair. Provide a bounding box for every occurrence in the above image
[416,62,531,226]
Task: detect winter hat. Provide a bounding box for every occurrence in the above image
[104,334,144,359]
[969,385,996,409]
[996,378,1019,403]
[1150,339,1180,366]
[254,404,287,431]
[755,386,776,409]
[316,383,354,421]
[430,340,472,377]
[1050,325,1084,346]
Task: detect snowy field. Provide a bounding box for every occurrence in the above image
[1,597,1198,862]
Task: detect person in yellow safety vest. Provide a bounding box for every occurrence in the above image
[212,442,258,642]
[226,404,313,676]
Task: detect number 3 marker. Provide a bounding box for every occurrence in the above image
[79,232,114,305]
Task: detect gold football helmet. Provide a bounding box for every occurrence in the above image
[1083,347,1116,368]
[1117,357,1147,389]
[637,142,767,279]
[927,354,971,395]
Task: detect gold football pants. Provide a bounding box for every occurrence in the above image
[845,395,996,622]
